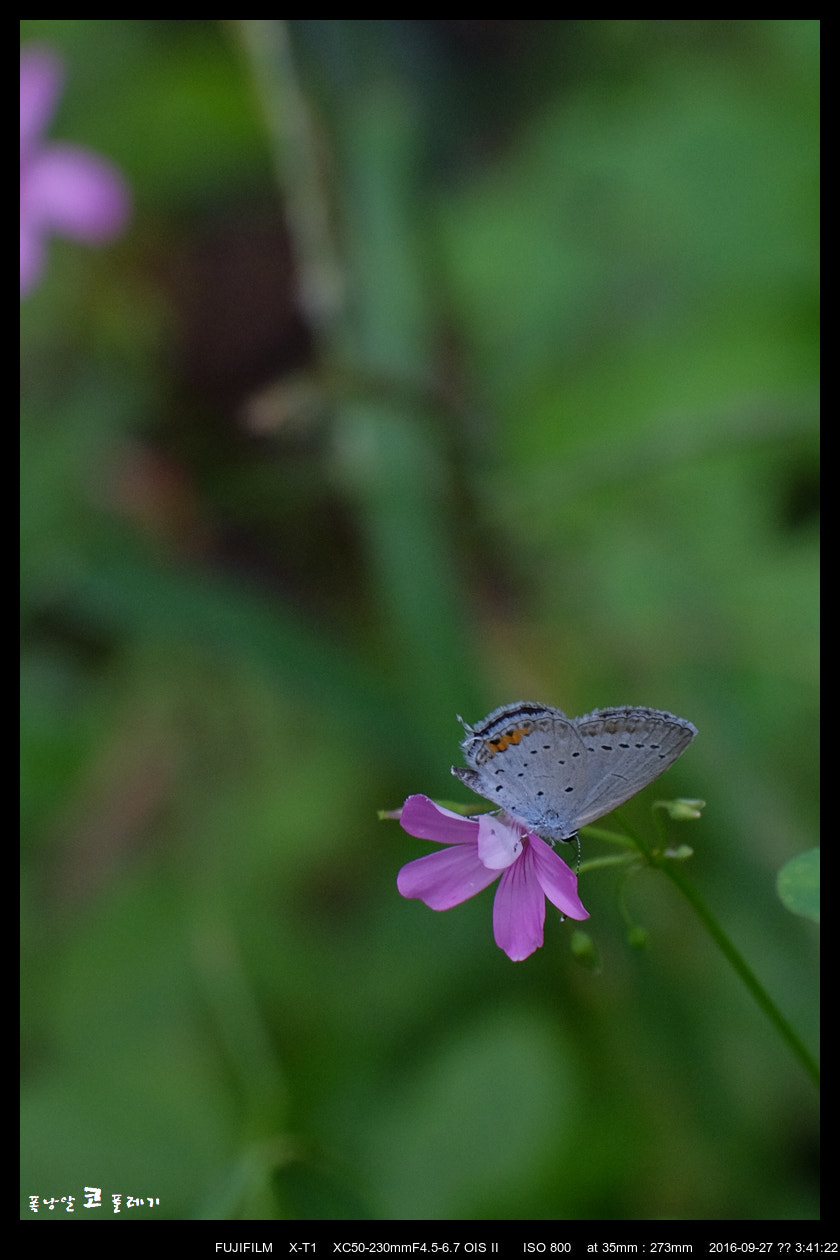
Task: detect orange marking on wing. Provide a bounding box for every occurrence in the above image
[487,725,529,754]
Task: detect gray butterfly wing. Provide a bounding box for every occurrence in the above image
[569,707,697,829]
[451,702,696,842]
[451,703,591,840]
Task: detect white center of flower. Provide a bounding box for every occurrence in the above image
[477,815,525,870]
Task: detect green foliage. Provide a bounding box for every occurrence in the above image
[21,20,818,1221]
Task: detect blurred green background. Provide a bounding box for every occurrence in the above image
[20,20,818,1221]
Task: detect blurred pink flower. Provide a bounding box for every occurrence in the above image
[396,794,589,961]
[20,45,130,296]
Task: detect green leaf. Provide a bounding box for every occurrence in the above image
[776,848,820,924]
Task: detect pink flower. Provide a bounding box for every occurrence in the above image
[396,795,589,961]
[20,45,131,297]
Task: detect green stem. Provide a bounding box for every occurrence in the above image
[656,859,820,1089]
[234,20,344,335]
[580,824,638,850]
[587,816,819,1088]
[579,853,640,873]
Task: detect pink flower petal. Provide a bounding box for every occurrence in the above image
[22,145,130,242]
[477,813,524,870]
[530,834,590,921]
[492,845,546,961]
[20,46,63,155]
[399,794,480,846]
[397,845,498,910]
[394,796,589,960]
